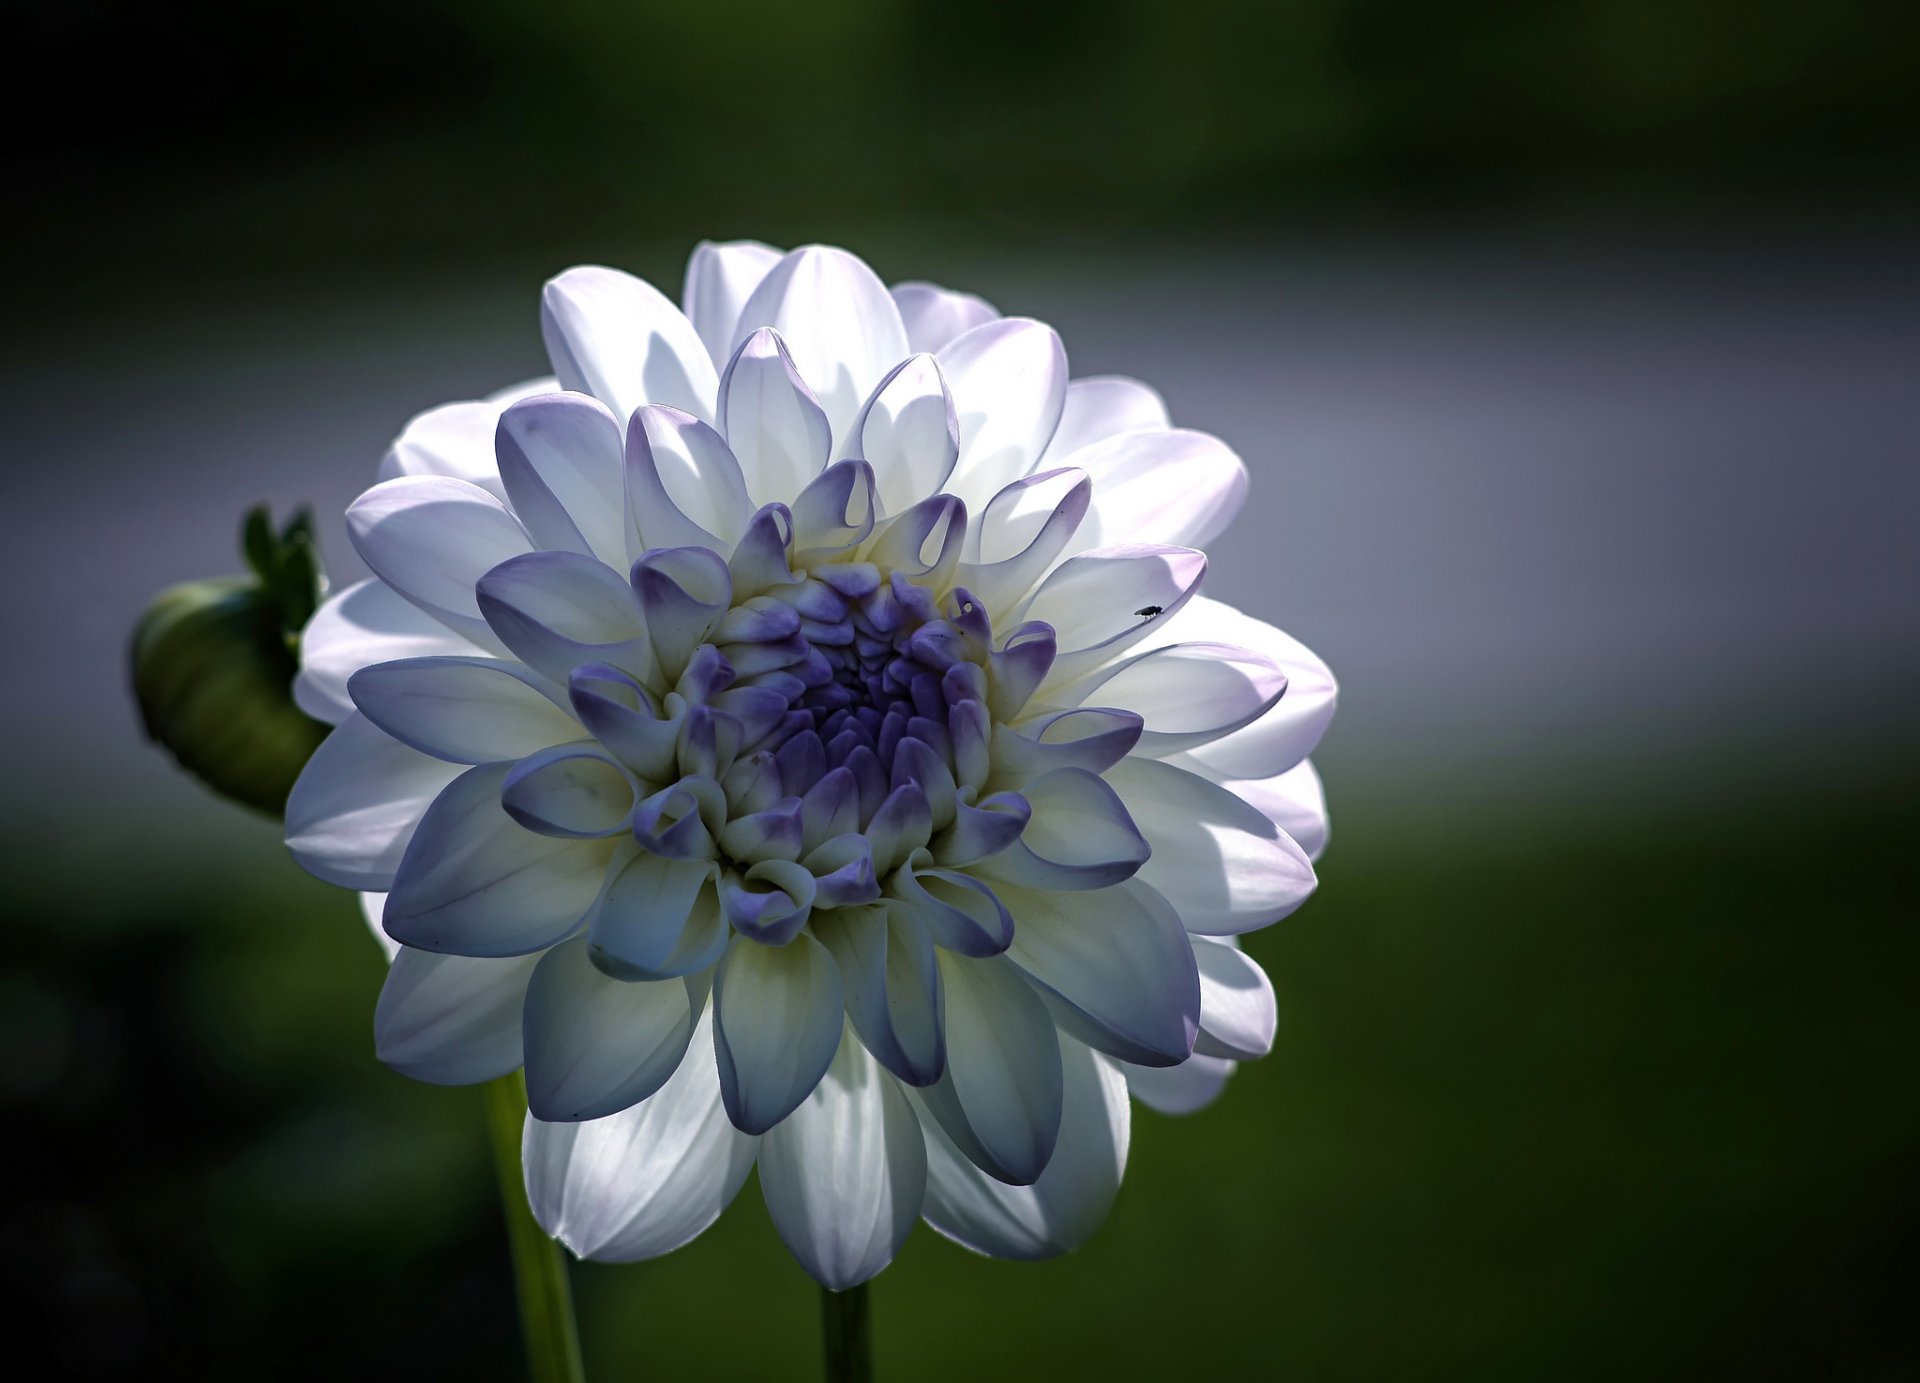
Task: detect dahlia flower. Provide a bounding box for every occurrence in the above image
[286,241,1335,1288]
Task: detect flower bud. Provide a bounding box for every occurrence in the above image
[131,506,330,815]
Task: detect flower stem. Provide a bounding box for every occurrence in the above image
[482,1072,586,1383]
[820,1283,872,1383]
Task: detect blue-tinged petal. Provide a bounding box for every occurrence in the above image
[921,1037,1126,1257]
[1000,879,1200,1067]
[522,936,699,1121]
[712,932,845,1134]
[1105,756,1317,934]
[296,578,482,725]
[1058,640,1286,758]
[495,392,629,566]
[349,655,577,764]
[524,1007,758,1262]
[286,713,463,891]
[817,905,945,1086]
[718,861,815,945]
[1121,1052,1234,1116]
[913,953,1062,1186]
[382,762,611,956]
[345,476,531,648]
[374,945,542,1084]
[587,845,725,980]
[988,707,1142,784]
[632,545,732,685]
[790,460,877,561]
[969,767,1148,891]
[886,860,1014,957]
[501,744,637,838]
[476,550,653,685]
[567,664,678,781]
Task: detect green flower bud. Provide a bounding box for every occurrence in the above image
[131,506,331,815]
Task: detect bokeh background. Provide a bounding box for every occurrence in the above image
[7,2,1919,1378]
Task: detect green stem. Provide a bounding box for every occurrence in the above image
[820,1283,872,1383]
[483,1072,586,1383]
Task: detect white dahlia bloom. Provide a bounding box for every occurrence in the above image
[286,242,1335,1287]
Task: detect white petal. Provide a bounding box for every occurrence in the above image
[378,399,511,498]
[1191,937,1277,1060]
[1019,543,1205,668]
[1043,375,1171,462]
[1157,598,1338,779]
[712,933,845,1135]
[891,281,999,354]
[1221,760,1330,862]
[1122,1053,1233,1115]
[383,762,611,956]
[938,318,1068,507]
[522,936,698,1121]
[970,767,1148,892]
[954,468,1091,613]
[360,891,399,961]
[345,476,531,646]
[285,713,463,890]
[921,1038,1127,1260]
[496,392,629,567]
[1065,429,1247,555]
[683,239,784,367]
[541,265,720,423]
[1063,640,1287,756]
[348,656,578,764]
[718,328,833,506]
[626,405,755,551]
[760,1031,927,1289]
[1105,756,1317,934]
[914,953,1062,1186]
[296,579,481,725]
[501,745,637,838]
[1000,879,1199,1066]
[374,945,541,1084]
[475,551,653,685]
[732,246,909,452]
[849,354,958,515]
[524,1007,758,1261]
[588,848,727,980]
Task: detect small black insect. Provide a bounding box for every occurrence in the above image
[1135,605,1163,618]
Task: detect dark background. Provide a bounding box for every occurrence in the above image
[5,2,1918,1379]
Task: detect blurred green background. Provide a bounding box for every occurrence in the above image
[7,2,1919,1379]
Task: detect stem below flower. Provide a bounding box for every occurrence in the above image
[820,1283,872,1383]
[483,1073,586,1383]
